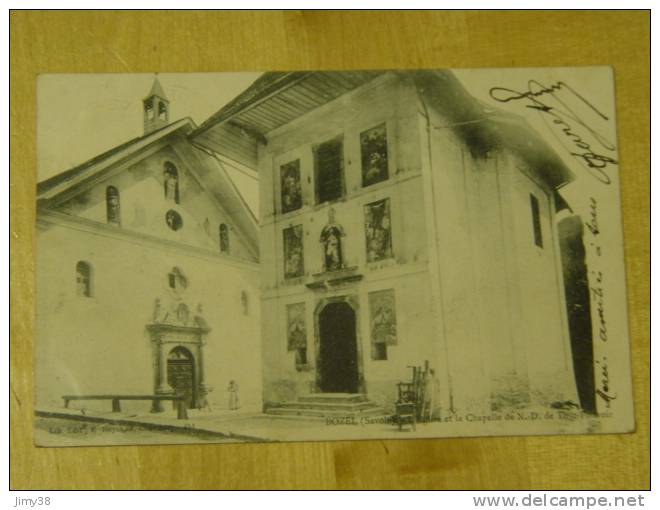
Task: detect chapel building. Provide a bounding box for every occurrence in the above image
[191,70,585,416]
[36,78,262,413]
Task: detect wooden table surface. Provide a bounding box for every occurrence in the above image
[10,10,650,489]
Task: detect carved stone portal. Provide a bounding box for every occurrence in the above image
[147,293,210,411]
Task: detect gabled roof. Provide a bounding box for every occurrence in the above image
[37,119,190,200]
[37,118,259,257]
[144,76,168,101]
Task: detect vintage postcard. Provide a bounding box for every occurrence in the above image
[34,68,633,446]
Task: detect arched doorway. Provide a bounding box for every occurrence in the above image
[167,346,196,408]
[318,301,359,393]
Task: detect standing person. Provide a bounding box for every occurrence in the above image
[227,380,239,410]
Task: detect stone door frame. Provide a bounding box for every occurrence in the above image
[147,323,209,410]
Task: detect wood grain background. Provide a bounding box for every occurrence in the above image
[10,10,650,490]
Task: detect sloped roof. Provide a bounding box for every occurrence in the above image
[37,118,259,256]
[37,120,190,199]
[190,70,385,169]
[37,121,181,198]
[191,69,574,190]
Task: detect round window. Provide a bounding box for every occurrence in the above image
[165,210,183,231]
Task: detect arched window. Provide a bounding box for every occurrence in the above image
[106,186,121,225]
[219,224,229,253]
[163,162,180,203]
[158,101,168,120]
[144,98,154,120]
[168,267,188,292]
[76,261,92,297]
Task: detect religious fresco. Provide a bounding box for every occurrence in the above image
[280,159,302,213]
[364,198,393,262]
[360,123,389,187]
[286,303,307,351]
[369,289,398,346]
[283,225,305,279]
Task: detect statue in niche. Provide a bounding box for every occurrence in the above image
[163,162,180,203]
[321,226,344,271]
[177,303,190,325]
[106,186,121,225]
[152,298,163,323]
[320,208,345,271]
[194,303,208,328]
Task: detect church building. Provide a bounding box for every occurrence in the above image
[191,69,583,416]
[36,78,262,413]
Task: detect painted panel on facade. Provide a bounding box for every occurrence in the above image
[280,159,302,214]
[369,289,398,346]
[283,225,305,278]
[361,123,389,187]
[364,198,393,262]
[286,303,307,351]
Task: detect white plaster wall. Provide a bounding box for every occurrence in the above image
[54,145,256,263]
[259,74,438,408]
[425,102,578,412]
[35,220,262,414]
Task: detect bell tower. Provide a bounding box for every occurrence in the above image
[143,76,169,135]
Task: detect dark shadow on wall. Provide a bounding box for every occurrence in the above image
[558,215,597,415]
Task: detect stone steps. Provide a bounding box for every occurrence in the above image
[266,393,387,419]
[298,393,368,403]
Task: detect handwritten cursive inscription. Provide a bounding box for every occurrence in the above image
[489,80,617,184]
[586,196,600,236]
[595,356,617,407]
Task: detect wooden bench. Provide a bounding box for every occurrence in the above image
[62,394,189,420]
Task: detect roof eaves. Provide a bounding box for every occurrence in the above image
[191,71,310,137]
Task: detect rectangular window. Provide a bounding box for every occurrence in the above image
[280,159,302,214]
[283,225,305,279]
[295,348,308,369]
[372,343,388,361]
[361,123,389,187]
[314,138,344,204]
[530,193,543,248]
